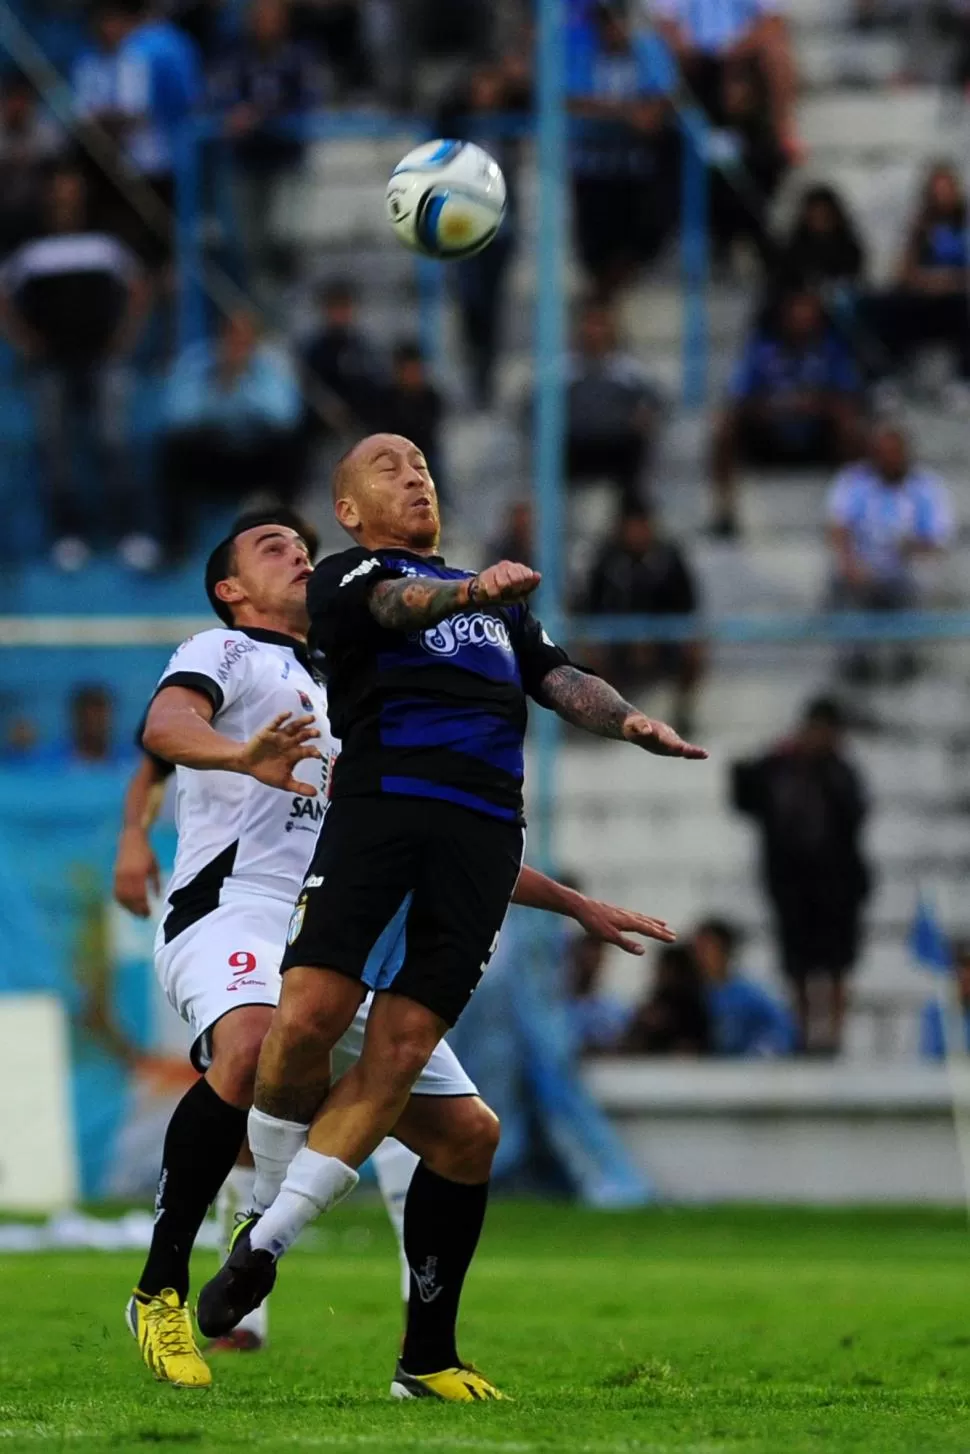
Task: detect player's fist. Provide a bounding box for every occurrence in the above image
[113,827,161,918]
[237,711,323,793]
[622,713,709,760]
[470,560,541,605]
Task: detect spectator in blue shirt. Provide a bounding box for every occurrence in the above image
[567,1,679,295]
[692,917,795,1057]
[711,289,863,537]
[859,163,970,400]
[568,933,633,1054]
[210,0,324,309]
[73,0,201,272]
[160,309,305,560]
[920,939,970,1060]
[651,0,801,157]
[828,424,954,612]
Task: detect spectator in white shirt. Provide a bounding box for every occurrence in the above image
[827,424,954,680]
[650,0,801,155]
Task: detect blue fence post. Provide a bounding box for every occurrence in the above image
[681,107,709,409]
[175,121,206,350]
[533,0,567,873]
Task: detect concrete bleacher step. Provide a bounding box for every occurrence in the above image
[799,89,960,156]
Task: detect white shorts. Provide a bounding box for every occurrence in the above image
[154,896,477,1097]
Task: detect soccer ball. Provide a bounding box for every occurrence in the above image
[385,139,507,260]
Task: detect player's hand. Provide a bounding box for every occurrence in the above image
[622,713,709,760]
[573,896,677,954]
[236,712,323,793]
[470,560,541,605]
[113,827,161,918]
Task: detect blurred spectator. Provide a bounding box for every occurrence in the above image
[567,2,679,295]
[487,499,534,566]
[33,684,131,768]
[710,289,863,538]
[161,309,304,560]
[301,278,386,437]
[566,299,662,509]
[692,917,796,1056]
[620,944,711,1054]
[731,696,871,1055]
[859,163,970,399]
[378,342,443,483]
[210,0,324,306]
[0,166,151,572]
[582,507,704,738]
[651,0,801,155]
[73,0,201,273]
[569,933,632,1053]
[0,715,40,762]
[920,938,970,1058]
[707,58,788,270]
[438,61,524,407]
[0,75,63,258]
[828,423,954,612]
[292,0,371,96]
[827,423,953,683]
[772,185,866,298]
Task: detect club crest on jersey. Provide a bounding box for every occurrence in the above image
[287,895,307,945]
[298,690,314,712]
[418,614,512,659]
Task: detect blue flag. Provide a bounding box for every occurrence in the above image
[909,894,953,974]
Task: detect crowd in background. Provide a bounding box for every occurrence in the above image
[1,0,968,1060]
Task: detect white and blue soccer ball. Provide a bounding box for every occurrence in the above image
[385,139,507,260]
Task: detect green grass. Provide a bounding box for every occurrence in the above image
[2,1202,970,1453]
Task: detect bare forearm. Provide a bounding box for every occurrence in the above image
[541,665,635,739]
[512,864,584,918]
[121,756,167,831]
[369,574,475,631]
[142,707,244,772]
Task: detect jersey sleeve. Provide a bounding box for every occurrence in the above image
[511,607,577,703]
[306,548,407,653]
[151,630,255,719]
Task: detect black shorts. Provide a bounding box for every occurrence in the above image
[280,796,525,1026]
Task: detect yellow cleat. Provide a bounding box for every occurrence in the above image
[126,1288,212,1389]
[390,1360,508,1402]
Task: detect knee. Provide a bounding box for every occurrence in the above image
[373,1029,440,1093]
[434,1101,501,1184]
[274,975,355,1054]
[208,1021,266,1107]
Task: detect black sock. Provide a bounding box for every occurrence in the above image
[400,1162,489,1375]
[137,1077,247,1301]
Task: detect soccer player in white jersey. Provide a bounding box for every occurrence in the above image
[120,510,676,1393]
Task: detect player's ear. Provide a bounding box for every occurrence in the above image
[334,495,359,532]
[215,577,244,609]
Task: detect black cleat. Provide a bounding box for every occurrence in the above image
[197,1216,277,1339]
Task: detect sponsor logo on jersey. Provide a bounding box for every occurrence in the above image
[286,795,325,832]
[418,614,512,659]
[217,636,257,684]
[339,557,381,588]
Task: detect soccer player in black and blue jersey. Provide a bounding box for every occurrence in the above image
[199,433,708,1398]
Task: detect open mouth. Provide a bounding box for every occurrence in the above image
[294,568,312,584]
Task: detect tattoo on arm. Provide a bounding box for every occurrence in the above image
[368,575,473,631]
[541,665,636,740]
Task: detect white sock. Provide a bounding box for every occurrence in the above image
[372,1137,419,1302]
[248,1107,309,1214]
[215,1164,258,1246]
[250,1148,358,1258]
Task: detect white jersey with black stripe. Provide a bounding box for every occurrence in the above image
[153,626,337,944]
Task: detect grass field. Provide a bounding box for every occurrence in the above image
[2,1201,970,1454]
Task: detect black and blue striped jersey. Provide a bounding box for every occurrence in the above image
[307,546,574,824]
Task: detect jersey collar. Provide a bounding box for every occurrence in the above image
[239,626,320,678]
[379,547,446,564]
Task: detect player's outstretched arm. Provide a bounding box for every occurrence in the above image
[144,685,323,792]
[513,865,676,953]
[540,665,709,760]
[368,560,541,632]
